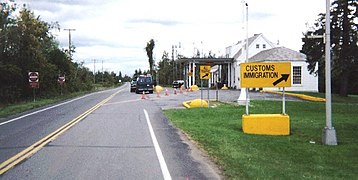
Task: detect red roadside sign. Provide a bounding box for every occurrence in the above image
[58,75,65,85]
[28,72,39,82]
[28,72,39,88]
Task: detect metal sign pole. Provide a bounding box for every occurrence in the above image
[33,88,36,102]
[245,88,249,115]
[283,87,286,114]
[207,80,210,108]
[215,71,219,101]
[201,80,203,107]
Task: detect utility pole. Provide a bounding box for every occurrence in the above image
[172,45,175,82]
[102,60,104,84]
[93,59,96,84]
[323,0,337,145]
[64,28,76,58]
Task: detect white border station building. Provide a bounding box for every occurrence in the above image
[178,33,318,92]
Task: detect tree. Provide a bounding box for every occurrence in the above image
[0,3,94,104]
[145,39,155,75]
[158,51,173,85]
[301,0,358,96]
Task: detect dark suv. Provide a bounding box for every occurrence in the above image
[130,79,137,92]
[135,75,154,94]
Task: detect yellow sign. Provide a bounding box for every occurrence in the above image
[240,62,291,88]
[200,65,211,80]
[188,72,193,76]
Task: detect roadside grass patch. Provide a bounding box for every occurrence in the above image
[164,100,358,179]
[0,92,86,118]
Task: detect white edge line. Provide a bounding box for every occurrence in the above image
[0,94,92,126]
[0,86,125,126]
[143,109,172,180]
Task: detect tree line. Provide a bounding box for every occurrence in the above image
[301,0,357,96]
[0,3,122,105]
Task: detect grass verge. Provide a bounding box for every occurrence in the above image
[0,91,88,118]
[164,100,358,179]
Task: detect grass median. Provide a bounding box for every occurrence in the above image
[164,100,358,179]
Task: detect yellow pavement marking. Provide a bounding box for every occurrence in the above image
[104,99,141,105]
[0,89,122,175]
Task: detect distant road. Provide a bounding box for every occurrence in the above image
[0,83,218,179]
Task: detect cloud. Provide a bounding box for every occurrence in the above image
[127,18,182,26]
[14,0,326,76]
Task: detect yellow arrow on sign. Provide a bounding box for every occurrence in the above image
[200,66,211,80]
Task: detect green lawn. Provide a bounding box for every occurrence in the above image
[164,100,358,179]
[0,91,86,118]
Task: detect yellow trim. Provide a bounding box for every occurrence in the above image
[261,90,326,102]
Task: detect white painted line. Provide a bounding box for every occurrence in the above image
[0,86,126,126]
[143,109,172,180]
[0,94,92,126]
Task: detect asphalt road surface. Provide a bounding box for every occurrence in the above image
[0,83,301,179]
[0,84,220,179]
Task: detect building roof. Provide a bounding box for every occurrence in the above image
[232,34,261,60]
[232,33,276,60]
[176,57,233,65]
[249,47,306,62]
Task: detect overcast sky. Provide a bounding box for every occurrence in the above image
[14,0,326,76]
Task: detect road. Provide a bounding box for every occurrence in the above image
[0,83,220,179]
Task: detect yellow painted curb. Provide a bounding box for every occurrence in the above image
[242,114,290,135]
[261,90,325,102]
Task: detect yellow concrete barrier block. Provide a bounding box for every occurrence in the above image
[242,114,290,135]
[155,85,163,93]
[191,85,199,91]
[221,84,229,90]
[182,99,208,108]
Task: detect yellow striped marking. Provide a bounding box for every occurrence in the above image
[0,89,122,175]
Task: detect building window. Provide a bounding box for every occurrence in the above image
[293,66,302,85]
[256,44,259,49]
[263,44,266,49]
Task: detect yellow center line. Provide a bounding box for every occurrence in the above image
[0,89,123,175]
[103,98,141,106]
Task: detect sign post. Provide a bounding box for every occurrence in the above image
[58,75,65,95]
[200,65,211,107]
[240,62,291,135]
[28,72,39,102]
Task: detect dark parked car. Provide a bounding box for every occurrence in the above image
[135,75,154,94]
[130,79,137,92]
[173,80,184,88]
